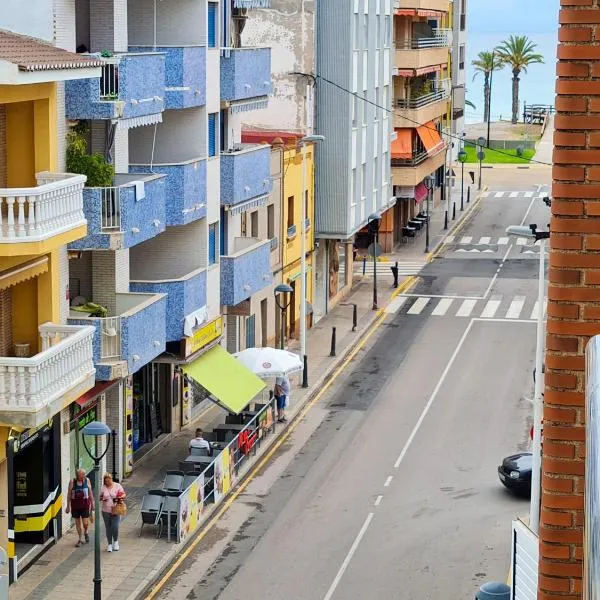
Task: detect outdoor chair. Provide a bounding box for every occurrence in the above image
[158,494,180,540]
[183,473,197,489]
[190,446,211,457]
[137,490,165,538]
[163,470,185,492]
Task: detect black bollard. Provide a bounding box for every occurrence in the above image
[352,304,357,331]
[362,256,366,276]
[452,203,456,220]
[330,327,336,357]
[302,354,308,388]
[467,186,471,204]
[391,262,399,288]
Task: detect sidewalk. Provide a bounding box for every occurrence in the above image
[11,187,483,600]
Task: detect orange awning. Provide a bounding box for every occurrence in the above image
[416,122,444,156]
[391,129,412,160]
[395,9,416,15]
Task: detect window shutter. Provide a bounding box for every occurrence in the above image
[208,113,217,157]
[208,224,216,265]
[208,3,217,48]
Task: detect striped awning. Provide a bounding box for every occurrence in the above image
[0,256,48,291]
[230,98,269,113]
[227,194,270,216]
[233,0,270,7]
[115,113,163,130]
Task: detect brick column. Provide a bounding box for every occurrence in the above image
[540,1,600,597]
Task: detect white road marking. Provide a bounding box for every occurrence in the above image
[481,298,502,318]
[530,301,539,320]
[432,298,454,316]
[478,236,491,245]
[497,237,509,245]
[407,297,430,315]
[385,297,407,314]
[482,192,490,198]
[445,235,455,244]
[506,296,526,319]
[516,238,528,246]
[494,191,505,198]
[520,195,538,226]
[460,236,473,244]
[374,495,383,507]
[457,299,478,317]
[322,512,375,600]
[509,191,519,198]
[384,476,393,487]
[394,320,476,470]
[482,245,512,299]
[401,294,481,300]
[524,191,534,198]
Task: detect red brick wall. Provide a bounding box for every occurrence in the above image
[541,1,600,596]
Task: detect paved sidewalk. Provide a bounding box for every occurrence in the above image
[11,186,484,600]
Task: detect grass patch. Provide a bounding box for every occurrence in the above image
[462,144,536,164]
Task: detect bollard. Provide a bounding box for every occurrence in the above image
[467,186,471,204]
[475,581,510,600]
[330,327,336,357]
[352,304,357,331]
[452,202,456,220]
[391,262,399,288]
[362,256,367,276]
[302,354,308,388]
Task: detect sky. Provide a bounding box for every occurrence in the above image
[465,0,560,123]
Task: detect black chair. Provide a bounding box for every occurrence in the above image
[137,490,165,537]
[183,473,198,489]
[158,494,180,540]
[163,470,185,492]
[190,446,211,457]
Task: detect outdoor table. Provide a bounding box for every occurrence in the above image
[180,455,214,473]
[214,423,246,441]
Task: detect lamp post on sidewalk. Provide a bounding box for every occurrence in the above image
[423,175,434,254]
[506,222,550,536]
[368,212,382,310]
[477,136,486,191]
[298,134,325,388]
[81,421,112,600]
[458,135,467,212]
[274,283,293,350]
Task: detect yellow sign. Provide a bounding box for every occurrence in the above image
[186,316,223,356]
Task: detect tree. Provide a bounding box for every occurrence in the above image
[472,51,504,123]
[496,35,544,124]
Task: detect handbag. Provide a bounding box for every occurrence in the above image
[112,499,127,517]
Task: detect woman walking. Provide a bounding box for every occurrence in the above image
[100,473,126,552]
[66,469,94,547]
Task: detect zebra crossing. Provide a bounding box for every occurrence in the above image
[482,189,549,200]
[446,235,541,254]
[387,293,546,321]
[353,260,426,278]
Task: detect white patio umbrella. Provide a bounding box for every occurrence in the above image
[233,347,303,379]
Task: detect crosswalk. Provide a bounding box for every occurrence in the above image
[353,260,426,277]
[387,294,546,321]
[446,235,530,246]
[482,189,549,200]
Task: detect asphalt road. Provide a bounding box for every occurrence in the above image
[155,174,550,600]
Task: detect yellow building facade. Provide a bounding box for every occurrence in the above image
[281,144,315,339]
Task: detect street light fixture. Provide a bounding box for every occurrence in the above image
[367,212,382,310]
[298,134,325,388]
[81,421,112,600]
[477,136,486,191]
[423,175,435,254]
[274,283,293,351]
[506,221,550,536]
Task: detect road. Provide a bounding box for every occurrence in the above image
[154,171,550,600]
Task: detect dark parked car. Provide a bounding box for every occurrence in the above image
[497,452,532,498]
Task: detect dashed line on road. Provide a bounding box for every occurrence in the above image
[374,495,383,507]
[384,476,393,487]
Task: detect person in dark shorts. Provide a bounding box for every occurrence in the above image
[66,468,94,547]
[274,376,290,423]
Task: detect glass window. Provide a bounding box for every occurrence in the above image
[361,163,367,198]
[208,2,218,48]
[208,222,217,265]
[287,196,294,229]
[338,243,347,291]
[385,16,391,46]
[267,204,275,239]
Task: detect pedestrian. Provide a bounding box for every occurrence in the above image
[66,468,93,547]
[189,428,212,456]
[274,375,290,423]
[100,473,126,552]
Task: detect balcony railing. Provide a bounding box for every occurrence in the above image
[0,173,86,244]
[0,323,95,418]
[391,145,446,167]
[287,224,297,239]
[395,82,450,109]
[396,29,452,49]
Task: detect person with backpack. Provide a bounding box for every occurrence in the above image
[66,468,94,547]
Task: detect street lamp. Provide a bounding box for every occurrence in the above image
[423,175,435,253]
[274,283,293,351]
[477,136,486,191]
[367,212,382,310]
[298,134,325,388]
[506,221,550,536]
[458,136,467,212]
[81,421,112,600]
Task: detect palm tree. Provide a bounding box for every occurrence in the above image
[472,51,504,123]
[496,35,544,123]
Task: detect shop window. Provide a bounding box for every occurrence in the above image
[338,243,347,291]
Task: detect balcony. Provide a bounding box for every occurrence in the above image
[130,46,206,110]
[0,323,95,427]
[69,173,166,251]
[65,52,165,125]
[221,238,272,306]
[131,267,207,342]
[394,0,450,12]
[395,32,451,73]
[68,293,167,381]
[393,81,450,127]
[391,145,447,187]
[0,173,87,254]
[130,158,207,226]
[220,47,272,103]
[221,144,272,209]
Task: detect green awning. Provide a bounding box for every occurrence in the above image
[181,345,266,414]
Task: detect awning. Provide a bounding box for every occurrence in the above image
[180,345,266,414]
[227,193,269,216]
[415,65,443,76]
[415,182,428,204]
[0,256,48,291]
[395,9,416,15]
[234,0,270,7]
[417,9,444,16]
[391,129,412,160]
[416,122,444,156]
[115,113,163,130]
[75,380,118,408]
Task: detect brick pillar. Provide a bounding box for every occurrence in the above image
[539,2,600,596]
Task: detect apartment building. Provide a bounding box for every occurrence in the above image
[451,0,467,158]
[390,0,452,243]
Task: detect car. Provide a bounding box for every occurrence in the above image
[497,452,532,498]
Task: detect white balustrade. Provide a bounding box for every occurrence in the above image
[0,323,95,413]
[0,173,87,243]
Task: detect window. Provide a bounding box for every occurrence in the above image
[351,169,357,204]
[208,2,218,48]
[267,204,275,239]
[385,16,391,46]
[363,14,368,48]
[208,112,218,157]
[241,212,247,236]
[352,95,358,127]
[361,164,367,198]
[354,13,360,49]
[304,190,309,226]
[459,45,465,70]
[287,196,294,229]
[208,223,217,265]
[250,210,259,238]
[377,18,381,48]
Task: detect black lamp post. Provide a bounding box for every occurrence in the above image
[423,175,434,253]
[81,421,112,600]
[274,283,293,350]
[367,212,382,310]
[458,142,468,212]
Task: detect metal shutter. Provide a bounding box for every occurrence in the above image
[226,315,239,353]
[208,2,217,48]
[208,113,217,157]
[245,315,256,348]
[208,224,216,265]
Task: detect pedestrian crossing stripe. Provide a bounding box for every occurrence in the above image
[481,191,548,199]
[353,261,425,277]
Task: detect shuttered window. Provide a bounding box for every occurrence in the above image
[208,112,217,157]
[208,223,217,265]
[208,2,217,48]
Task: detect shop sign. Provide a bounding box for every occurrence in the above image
[186,316,223,356]
[125,377,133,474]
[14,420,52,453]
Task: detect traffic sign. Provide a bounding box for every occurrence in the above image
[477,150,486,161]
[367,243,382,258]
